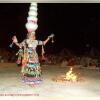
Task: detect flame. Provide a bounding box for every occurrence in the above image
[64,67,77,82]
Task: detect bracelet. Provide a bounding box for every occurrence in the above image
[48,36,51,39]
[14,42,18,44]
[48,37,50,39]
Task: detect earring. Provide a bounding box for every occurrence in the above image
[52,37,54,43]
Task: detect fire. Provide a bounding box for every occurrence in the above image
[52,67,80,83]
[64,67,77,82]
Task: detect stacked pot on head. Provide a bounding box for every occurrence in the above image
[25,2,38,35]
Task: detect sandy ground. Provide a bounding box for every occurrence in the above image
[0,63,100,98]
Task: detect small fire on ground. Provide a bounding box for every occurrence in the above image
[52,67,81,82]
[64,67,77,82]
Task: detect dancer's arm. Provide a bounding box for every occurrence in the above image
[43,37,51,45]
[14,42,22,48]
[43,34,54,45]
[12,36,22,48]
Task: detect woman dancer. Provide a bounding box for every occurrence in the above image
[12,32,54,85]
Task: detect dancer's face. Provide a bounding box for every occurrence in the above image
[27,33,36,40]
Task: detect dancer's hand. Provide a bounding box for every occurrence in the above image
[48,33,54,38]
[12,35,18,43]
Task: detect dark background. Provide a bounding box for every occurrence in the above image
[0,3,100,55]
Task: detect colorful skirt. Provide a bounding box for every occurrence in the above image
[21,48,43,85]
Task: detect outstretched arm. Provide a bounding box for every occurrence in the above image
[43,37,51,45]
[43,34,54,45]
[12,36,22,48]
[14,42,21,48]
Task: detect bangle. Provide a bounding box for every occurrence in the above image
[48,36,51,39]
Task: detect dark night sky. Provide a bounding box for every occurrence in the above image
[0,3,100,54]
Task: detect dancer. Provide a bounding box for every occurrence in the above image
[12,32,54,85]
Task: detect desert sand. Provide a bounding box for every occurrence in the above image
[0,63,100,98]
